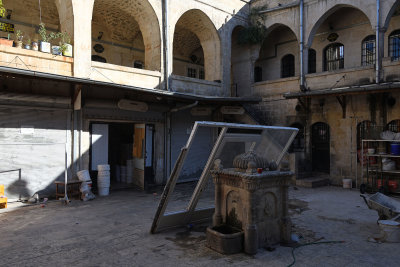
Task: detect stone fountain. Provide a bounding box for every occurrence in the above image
[206,150,293,255]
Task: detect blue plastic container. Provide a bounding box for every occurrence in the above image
[391,143,400,155]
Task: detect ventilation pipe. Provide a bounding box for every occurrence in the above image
[163,0,170,91]
[300,0,306,91]
[376,0,381,84]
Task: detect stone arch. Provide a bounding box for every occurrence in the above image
[55,0,74,41]
[91,0,161,71]
[265,21,299,42]
[306,4,374,48]
[172,9,221,81]
[384,0,400,30]
[256,23,299,81]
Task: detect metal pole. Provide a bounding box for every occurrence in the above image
[376,0,381,84]
[186,127,228,213]
[300,0,305,90]
[163,0,170,91]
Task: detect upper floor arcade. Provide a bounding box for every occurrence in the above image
[0,0,250,97]
[229,0,400,98]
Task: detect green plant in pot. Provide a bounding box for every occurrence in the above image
[15,29,23,48]
[38,23,52,53]
[49,31,61,55]
[24,37,31,50]
[59,31,72,57]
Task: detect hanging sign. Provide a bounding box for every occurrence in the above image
[191,107,212,116]
[327,33,339,42]
[220,106,245,115]
[118,99,148,112]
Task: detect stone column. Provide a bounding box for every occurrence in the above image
[212,174,223,226]
[221,28,231,97]
[376,27,385,83]
[244,181,258,255]
[71,0,95,78]
[280,179,292,244]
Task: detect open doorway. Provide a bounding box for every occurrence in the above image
[90,122,155,191]
[311,122,330,174]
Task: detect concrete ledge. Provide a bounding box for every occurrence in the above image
[0,44,73,76]
[296,177,330,188]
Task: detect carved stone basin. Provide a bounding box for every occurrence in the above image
[206,225,244,255]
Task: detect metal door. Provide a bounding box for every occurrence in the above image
[312,122,330,173]
[144,124,155,189]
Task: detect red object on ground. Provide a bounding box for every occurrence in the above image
[257,168,263,174]
[377,180,398,192]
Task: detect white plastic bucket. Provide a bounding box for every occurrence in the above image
[378,220,400,242]
[97,164,110,171]
[98,187,109,196]
[77,170,91,182]
[342,178,352,189]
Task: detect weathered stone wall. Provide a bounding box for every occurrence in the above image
[243,0,400,184]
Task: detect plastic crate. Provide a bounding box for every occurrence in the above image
[0,197,7,209]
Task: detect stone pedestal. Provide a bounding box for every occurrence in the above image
[211,169,293,254]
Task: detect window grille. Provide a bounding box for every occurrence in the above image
[324,43,344,71]
[199,68,205,80]
[281,54,295,78]
[362,35,376,66]
[389,30,400,61]
[387,120,400,133]
[187,67,197,78]
[308,49,316,74]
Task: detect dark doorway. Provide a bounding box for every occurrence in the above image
[311,122,330,173]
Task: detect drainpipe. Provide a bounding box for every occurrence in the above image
[376,0,381,84]
[163,0,170,91]
[300,0,305,91]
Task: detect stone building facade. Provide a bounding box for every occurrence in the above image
[232,0,400,185]
[0,0,257,200]
[2,0,400,199]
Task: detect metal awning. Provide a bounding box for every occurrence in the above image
[284,82,400,99]
[0,66,261,105]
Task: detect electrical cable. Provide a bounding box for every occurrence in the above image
[287,240,346,267]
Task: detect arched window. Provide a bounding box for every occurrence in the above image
[362,35,376,66]
[281,54,295,78]
[324,43,344,71]
[389,30,400,61]
[308,49,316,74]
[254,66,262,82]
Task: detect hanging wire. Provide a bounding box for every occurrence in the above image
[38,0,42,24]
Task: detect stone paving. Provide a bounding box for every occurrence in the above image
[1,185,400,266]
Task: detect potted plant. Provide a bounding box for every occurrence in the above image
[0,34,13,47]
[15,29,23,48]
[50,32,61,55]
[24,37,31,50]
[59,31,72,57]
[32,39,38,51]
[38,23,51,53]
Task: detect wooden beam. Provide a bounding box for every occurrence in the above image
[336,95,347,118]
[298,97,310,113]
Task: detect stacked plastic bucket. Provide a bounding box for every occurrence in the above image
[97,164,111,196]
[77,170,92,189]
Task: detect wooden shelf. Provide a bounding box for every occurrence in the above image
[368,170,400,174]
[366,153,400,158]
